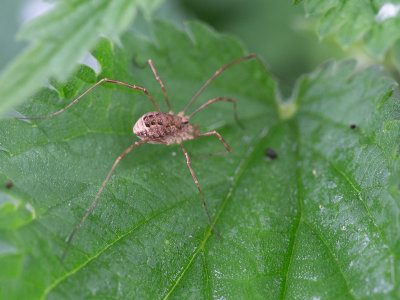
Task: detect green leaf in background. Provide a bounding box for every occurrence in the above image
[297,0,400,60]
[1,20,400,299]
[0,0,163,114]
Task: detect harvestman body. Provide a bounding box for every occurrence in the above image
[14,54,259,260]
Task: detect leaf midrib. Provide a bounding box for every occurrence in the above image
[280,120,303,299]
[33,111,270,297]
[162,123,274,298]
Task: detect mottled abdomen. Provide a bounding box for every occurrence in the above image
[133,111,185,142]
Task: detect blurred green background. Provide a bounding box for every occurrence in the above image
[1,0,346,98]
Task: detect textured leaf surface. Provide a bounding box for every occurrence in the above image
[1,21,400,299]
[0,0,162,114]
[297,0,400,60]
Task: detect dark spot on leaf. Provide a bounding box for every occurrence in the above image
[265,148,278,159]
[5,181,13,189]
[151,121,156,125]
[145,123,150,128]
[158,121,163,125]
[350,124,356,129]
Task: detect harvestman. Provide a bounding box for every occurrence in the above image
[14,54,259,260]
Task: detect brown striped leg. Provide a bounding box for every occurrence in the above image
[179,143,220,239]
[183,54,258,113]
[15,79,161,120]
[147,59,172,113]
[192,131,232,159]
[62,139,149,261]
[188,97,243,128]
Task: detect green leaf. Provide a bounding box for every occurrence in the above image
[0,0,163,114]
[393,40,400,71]
[1,20,400,299]
[298,0,400,60]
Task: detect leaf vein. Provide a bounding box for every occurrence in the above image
[302,221,356,299]
[161,124,275,298]
[300,142,397,261]
[41,197,190,298]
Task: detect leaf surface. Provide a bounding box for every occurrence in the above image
[296,0,400,60]
[0,0,162,114]
[0,21,399,299]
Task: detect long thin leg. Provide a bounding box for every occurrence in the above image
[183,54,257,114]
[61,139,148,261]
[15,79,161,120]
[194,131,232,158]
[180,143,221,239]
[188,97,243,129]
[147,59,172,113]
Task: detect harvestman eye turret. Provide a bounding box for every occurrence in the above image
[13,54,261,261]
